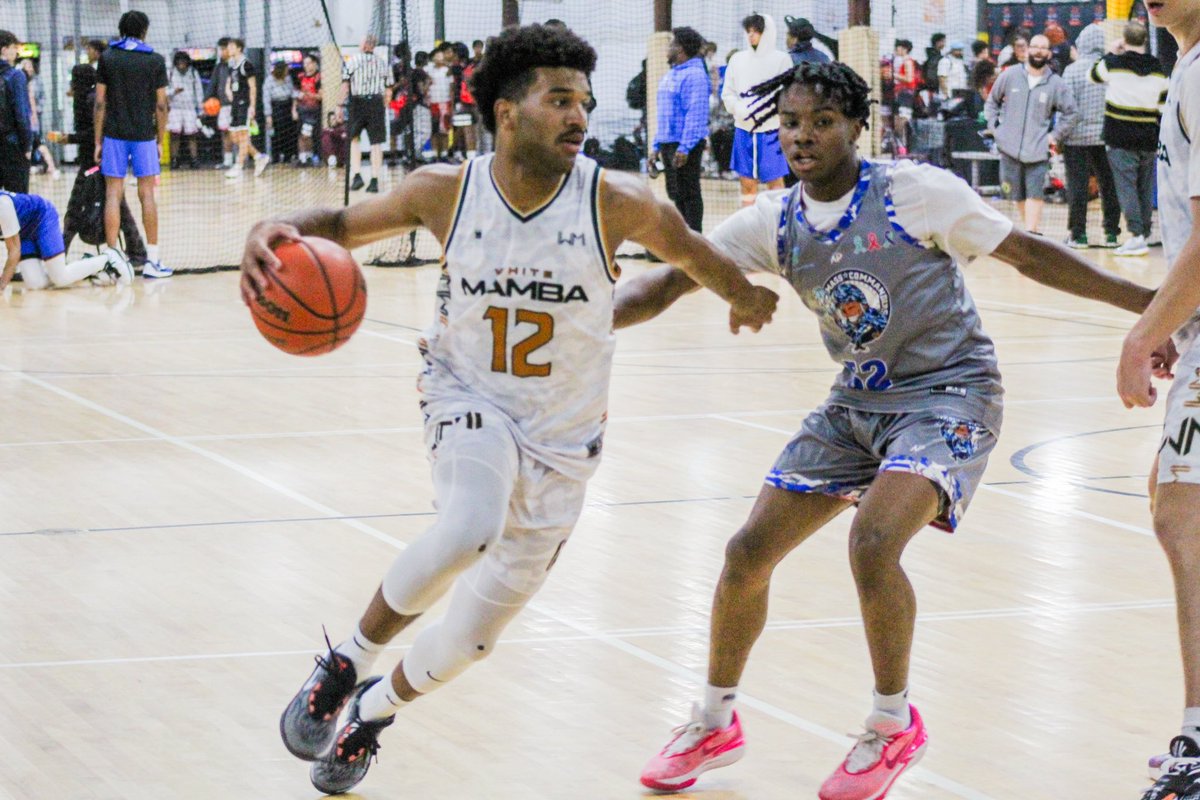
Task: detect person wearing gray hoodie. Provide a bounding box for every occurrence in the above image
[985,34,1078,234]
[1061,22,1121,249]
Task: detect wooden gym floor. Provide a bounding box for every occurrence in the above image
[0,187,1183,799]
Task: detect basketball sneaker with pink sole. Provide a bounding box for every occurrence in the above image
[640,704,745,791]
[819,705,928,800]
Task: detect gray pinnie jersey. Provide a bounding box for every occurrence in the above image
[776,160,1003,427]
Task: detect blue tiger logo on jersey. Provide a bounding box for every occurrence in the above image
[939,417,987,461]
[817,270,890,352]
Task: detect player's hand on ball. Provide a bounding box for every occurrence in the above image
[240,220,302,306]
[729,285,778,333]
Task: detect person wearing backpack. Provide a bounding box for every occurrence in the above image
[0,30,32,193]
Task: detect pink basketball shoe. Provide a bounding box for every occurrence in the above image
[819,705,928,800]
[640,704,745,792]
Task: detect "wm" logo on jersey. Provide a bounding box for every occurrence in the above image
[1161,416,1200,456]
[558,231,587,247]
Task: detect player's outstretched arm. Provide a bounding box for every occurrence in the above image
[613,265,698,329]
[602,171,777,332]
[239,164,460,306]
[1118,198,1200,407]
[991,228,1155,314]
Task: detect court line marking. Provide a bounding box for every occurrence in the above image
[712,417,1157,538]
[0,598,1171,671]
[2,363,991,799]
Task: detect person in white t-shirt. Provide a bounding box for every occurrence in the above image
[936,41,969,97]
[619,61,1154,800]
[1118,4,1200,798]
[426,45,453,161]
[0,190,132,290]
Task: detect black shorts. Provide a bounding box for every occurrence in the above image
[229,100,251,129]
[349,95,386,145]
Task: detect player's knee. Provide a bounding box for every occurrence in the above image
[18,259,49,290]
[431,511,506,570]
[848,525,901,576]
[723,527,776,584]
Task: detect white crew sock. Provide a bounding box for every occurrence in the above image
[872,688,911,728]
[1182,707,1200,743]
[333,624,386,680]
[146,244,159,264]
[703,684,738,730]
[357,675,408,722]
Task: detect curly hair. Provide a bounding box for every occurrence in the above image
[672,27,704,59]
[745,61,873,132]
[470,24,597,134]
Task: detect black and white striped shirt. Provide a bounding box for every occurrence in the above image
[342,51,389,97]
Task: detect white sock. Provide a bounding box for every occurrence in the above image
[357,675,408,722]
[872,688,911,728]
[333,624,386,680]
[223,152,233,167]
[146,244,159,264]
[1182,707,1200,741]
[703,684,738,730]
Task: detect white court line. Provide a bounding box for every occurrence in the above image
[713,417,1157,539]
[2,362,992,800]
[1,598,1170,671]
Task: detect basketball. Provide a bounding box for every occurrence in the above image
[203,96,221,116]
[250,236,367,356]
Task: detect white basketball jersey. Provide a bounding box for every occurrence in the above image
[418,153,619,480]
[1157,40,1200,348]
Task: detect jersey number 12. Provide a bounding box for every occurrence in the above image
[484,306,554,377]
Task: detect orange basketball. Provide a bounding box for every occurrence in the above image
[250,237,368,356]
[203,97,221,116]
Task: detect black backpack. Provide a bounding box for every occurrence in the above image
[66,166,107,246]
[0,66,14,140]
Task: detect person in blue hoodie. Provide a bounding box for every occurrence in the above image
[650,26,711,232]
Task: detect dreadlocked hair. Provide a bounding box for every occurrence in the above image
[744,61,873,132]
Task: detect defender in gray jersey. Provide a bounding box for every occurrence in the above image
[627,62,1155,800]
[1119,4,1200,799]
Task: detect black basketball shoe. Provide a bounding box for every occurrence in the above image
[279,631,360,761]
[310,676,396,795]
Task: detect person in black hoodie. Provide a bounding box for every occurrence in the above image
[1090,21,1169,256]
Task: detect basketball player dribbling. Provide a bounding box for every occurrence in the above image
[238,24,778,796]
[613,62,1159,800]
[1118,3,1200,799]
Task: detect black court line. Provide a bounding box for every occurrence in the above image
[978,306,1131,331]
[0,494,760,538]
[1009,424,1160,499]
[363,317,424,332]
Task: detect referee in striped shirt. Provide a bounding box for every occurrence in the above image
[341,34,390,192]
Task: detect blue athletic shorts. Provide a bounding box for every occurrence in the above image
[731,128,789,183]
[19,198,64,260]
[100,137,160,179]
